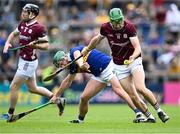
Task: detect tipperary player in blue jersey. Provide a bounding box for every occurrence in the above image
[50,45,146,123]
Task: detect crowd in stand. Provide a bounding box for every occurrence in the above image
[0,0,179,90]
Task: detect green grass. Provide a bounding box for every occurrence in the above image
[0,104,180,134]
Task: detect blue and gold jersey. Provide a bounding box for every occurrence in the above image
[69,45,111,76]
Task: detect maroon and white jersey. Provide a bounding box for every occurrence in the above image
[17,20,47,61]
[100,19,141,65]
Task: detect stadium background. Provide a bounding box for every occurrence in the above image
[0,0,179,106]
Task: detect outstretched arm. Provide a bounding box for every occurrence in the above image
[82,34,104,56]
[50,74,76,102]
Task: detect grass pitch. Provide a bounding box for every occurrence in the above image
[0,104,179,134]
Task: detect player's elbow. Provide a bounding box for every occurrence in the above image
[43,43,49,50]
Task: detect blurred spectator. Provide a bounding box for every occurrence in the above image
[48,26,65,50]
[157,51,175,66]
[67,5,84,31]
[110,0,126,11]
[148,31,161,45]
[136,3,151,44]
[167,54,180,81]
[47,8,59,25]
[125,3,137,20]
[37,9,47,26]
[154,4,167,45]
[0,29,7,48]
[95,9,109,24]
[82,30,94,46]
[83,7,96,26]
[167,38,180,81]
[165,3,180,43]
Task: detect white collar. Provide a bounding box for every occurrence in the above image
[26,20,37,26]
[110,22,116,30]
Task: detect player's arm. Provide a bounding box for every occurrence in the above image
[3,29,19,53]
[50,74,76,102]
[74,50,90,72]
[129,36,142,63]
[30,36,49,50]
[82,34,104,56]
[74,50,84,67]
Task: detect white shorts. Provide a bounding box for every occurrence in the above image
[114,57,144,80]
[91,60,115,84]
[15,57,38,78]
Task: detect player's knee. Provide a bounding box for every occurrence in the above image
[27,84,38,93]
[10,84,18,91]
[80,95,89,103]
[136,87,147,95]
[28,88,37,94]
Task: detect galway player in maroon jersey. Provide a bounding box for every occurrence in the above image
[82,8,169,123]
[2,4,65,121]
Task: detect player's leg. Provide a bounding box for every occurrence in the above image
[110,76,146,122]
[1,74,26,121]
[2,58,33,120]
[79,79,105,119]
[26,76,65,115]
[9,75,27,111]
[109,75,147,121]
[105,61,145,122]
[26,75,53,98]
[120,76,156,123]
[132,67,169,123]
[110,75,139,111]
[70,79,106,123]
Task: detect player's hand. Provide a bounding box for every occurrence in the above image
[50,95,58,104]
[3,43,12,53]
[29,41,37,49]
[124,56,135,66]
[81,47,90,57]
[80,62,91,73]
[128,56,135,64]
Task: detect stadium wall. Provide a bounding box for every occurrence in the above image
[0,81,180,106]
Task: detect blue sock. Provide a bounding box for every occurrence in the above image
[134,109,141,114]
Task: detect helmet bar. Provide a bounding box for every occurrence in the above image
[110,17,124,23]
